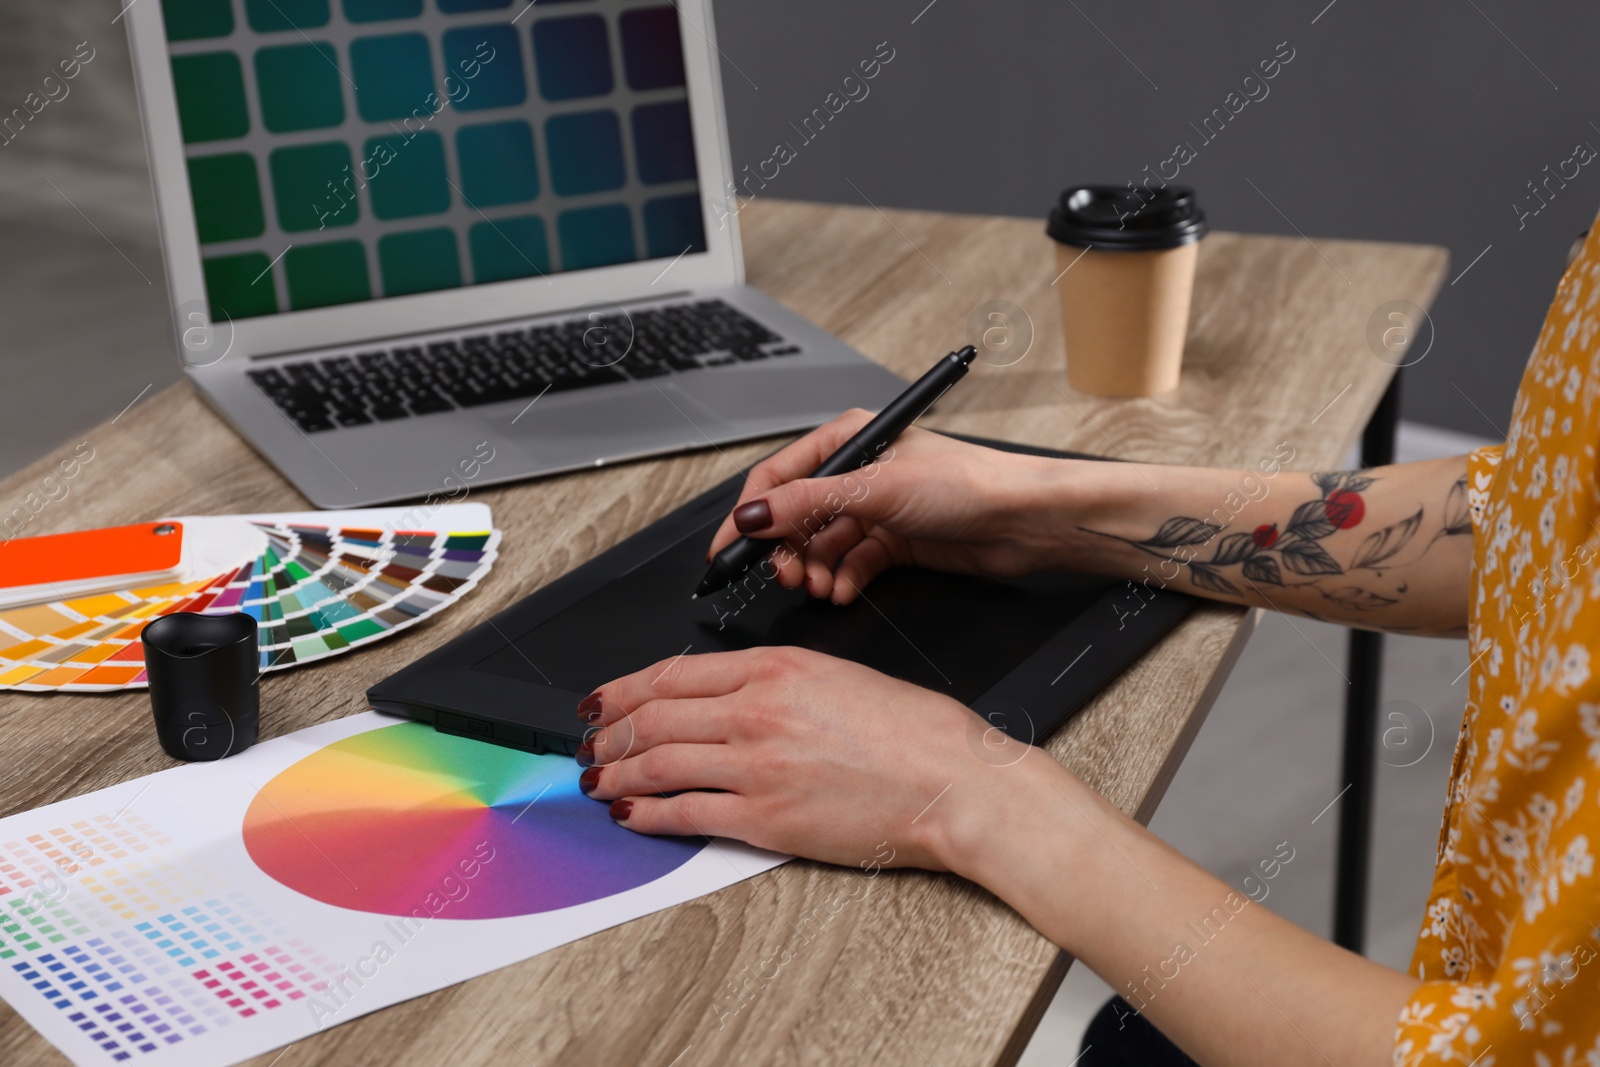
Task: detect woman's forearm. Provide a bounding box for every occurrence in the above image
[930,756,1418,1067]
[1012,454,1474,635]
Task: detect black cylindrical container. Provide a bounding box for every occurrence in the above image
[141,612,259,761]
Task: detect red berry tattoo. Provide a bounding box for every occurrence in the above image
[1079,470,1470,619]
[1325,489,1366,529]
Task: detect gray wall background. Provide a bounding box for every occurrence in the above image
[710,0,1600,436]
[1,0,1597,471]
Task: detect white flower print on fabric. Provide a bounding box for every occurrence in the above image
[1396,216,1600,1066]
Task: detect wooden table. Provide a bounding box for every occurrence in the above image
[0,199,1447,1066]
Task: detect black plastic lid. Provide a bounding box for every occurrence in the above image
[1047,185,1207,251]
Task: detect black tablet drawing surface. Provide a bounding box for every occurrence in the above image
[368,436,1196,756]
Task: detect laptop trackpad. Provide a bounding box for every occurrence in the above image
[504,381,732,456]
[680,363,902,428]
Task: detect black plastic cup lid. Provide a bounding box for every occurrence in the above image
[1047,185,1207,251]
[143,612,256,656]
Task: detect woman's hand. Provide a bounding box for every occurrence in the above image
[577,648,1420,1067]
[575,645,1034,869]
[708,409,1095,604]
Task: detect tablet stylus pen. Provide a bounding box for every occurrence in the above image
[692,344,979,599]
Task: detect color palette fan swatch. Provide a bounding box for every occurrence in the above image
[0,505,498,692]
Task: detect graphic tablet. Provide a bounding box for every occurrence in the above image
[368,436,1197,754]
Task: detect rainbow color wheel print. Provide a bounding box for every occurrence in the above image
[243,723,703,918]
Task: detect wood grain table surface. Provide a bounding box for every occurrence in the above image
[0,199,1447,1066]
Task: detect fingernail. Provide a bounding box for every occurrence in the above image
[576,692,602,722]
[579,767,602,794]
[732,499,772,533]
[575,739,594,767]
[609,799,634,822]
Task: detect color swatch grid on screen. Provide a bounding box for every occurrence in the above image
[166,0,707,321]
[0,811,333,1063]
[0,508,500,692]
[244,722,704,918]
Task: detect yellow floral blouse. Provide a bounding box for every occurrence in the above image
[1395,221,1600,1065]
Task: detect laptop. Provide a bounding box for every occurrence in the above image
[124,0,904,508]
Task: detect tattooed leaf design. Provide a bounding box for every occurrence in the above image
[1312,471,1376,495]
[1322,585,1399,611]
[1350,507,1423,570]
[1344,475,1376,494]
[1141,517,1223,548]
[1211,532,1257,566]
[1242,554,1283,585]
[1442,476,1471,535]
[1187,563,1242,596]
[1281,539,1342,575]
[1286,499,1339,540]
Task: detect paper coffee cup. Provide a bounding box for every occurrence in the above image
[1047,185,1207,397]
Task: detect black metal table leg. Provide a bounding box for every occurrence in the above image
[1333,373,1402,953]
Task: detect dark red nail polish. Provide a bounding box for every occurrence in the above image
[579,767,602,794]
[609,799,633,822]
[733,499,772,533]
[576,692,602,722]
[575,739,594,767]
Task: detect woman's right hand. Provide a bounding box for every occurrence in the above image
[707,409,1095,603]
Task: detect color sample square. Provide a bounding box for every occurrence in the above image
[545,110,624,195]
[456,121,538,206]
[557,204,634,271]
[203,253,279,320]
[342,0,422,21]
[470,216,550,283]
[378,228,462,296]
[642,194,706,259]
[172,53,249,144]
[350,33,435,121]
[364,132,450,218]
[255,44,345,133]
[269,142,355,232]
[619,7,685,91]
[175,0,703,321]
[188,154,265,243]
[285,241,371,309]
[442,25,524,110]
[532,15,614,101]
[631,101,696,185]
[245,0,330,32]
[163,0,234,41]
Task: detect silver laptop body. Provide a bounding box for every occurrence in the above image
[125,0,902,507]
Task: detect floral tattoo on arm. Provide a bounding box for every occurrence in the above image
[1084,472,1472,614]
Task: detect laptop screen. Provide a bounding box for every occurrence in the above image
[162,0,705,322]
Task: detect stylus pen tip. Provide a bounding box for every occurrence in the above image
[692,576,725,599]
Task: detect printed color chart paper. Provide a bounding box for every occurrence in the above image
[0,712,787,1066]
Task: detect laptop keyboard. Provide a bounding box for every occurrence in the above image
[248,299,799,433]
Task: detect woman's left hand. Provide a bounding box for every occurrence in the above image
[575,646,1030,869]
